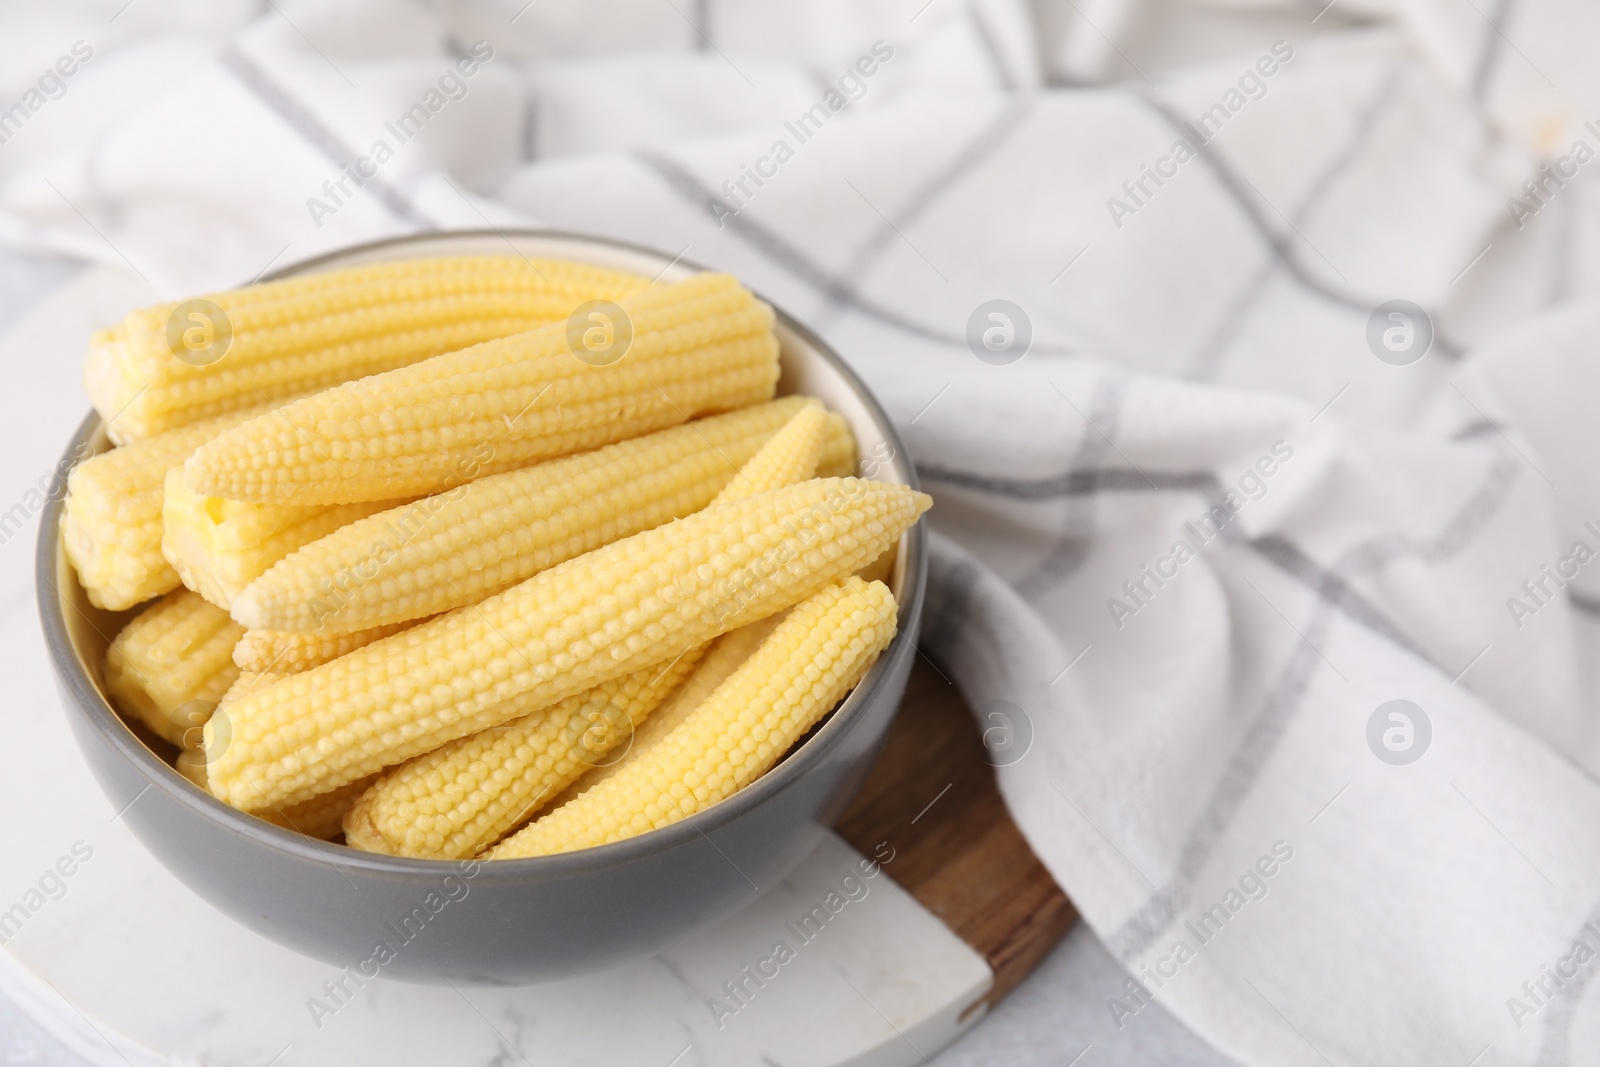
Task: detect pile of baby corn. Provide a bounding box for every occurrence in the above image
[65,256,929,860]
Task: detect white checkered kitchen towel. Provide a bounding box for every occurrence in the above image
[5,1,1600,1063]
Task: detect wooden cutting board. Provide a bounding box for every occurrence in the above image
[834,658,1078,1012]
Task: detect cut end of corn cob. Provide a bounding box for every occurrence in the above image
[62,409,262,611]
[161,468,403,610]
[182,272,780,504]
[342,646,705,859]
[489,577,898,859]
[86,256,649,441]
[103,589,244,747]
[204,477,928,812]
[230,396,851,634]
[232,623,418,674]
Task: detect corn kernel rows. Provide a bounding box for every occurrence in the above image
[337,402,831,857]
[231,622,419,673]
[184,274,780,504]
[550,612,787,807]
[103,589,243,746]
[86,257,648,441]
[204,478,928,810]
[232,397,848,634]
[341,649,704,859]
[491,577,897,858]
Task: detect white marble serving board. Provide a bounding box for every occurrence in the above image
[0,267,993,1066]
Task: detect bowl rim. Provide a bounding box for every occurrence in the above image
[36,227,927,881]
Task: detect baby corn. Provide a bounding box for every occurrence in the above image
[62,409,258,611]
[231,623,417,673]
[183,273,781,504]
[542,407,816,801]
[490,577,897,858]
[231,397,852,633]
[339,401,834,857]
[342,650,704,859]
[339,403,827,857]
[86,257,647,442]
[162,468,402,609]
[204,477,929,810]
[104,589,244,746]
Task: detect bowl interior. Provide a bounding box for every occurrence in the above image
[44,229,924,875]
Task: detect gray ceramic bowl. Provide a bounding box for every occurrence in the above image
[36,230,924,985]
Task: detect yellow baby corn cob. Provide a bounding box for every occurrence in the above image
[709,400,828,505]
[552,614,786,807]
[342,649,705,859]
[231,622,417,673]
[339,400,831,858]
[87,257,648,442]
[546,403,817,793]
[199,671,366,838]
[204,477,929,810]
[539,405,815,801]
[103,589,244,746]
[184,272,781,505]
[162,468,404,609]
[490,577,897,859]
[231,397,851,633]
[62,409,261,611]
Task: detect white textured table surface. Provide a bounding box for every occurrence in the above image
[0,823,990,1067]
